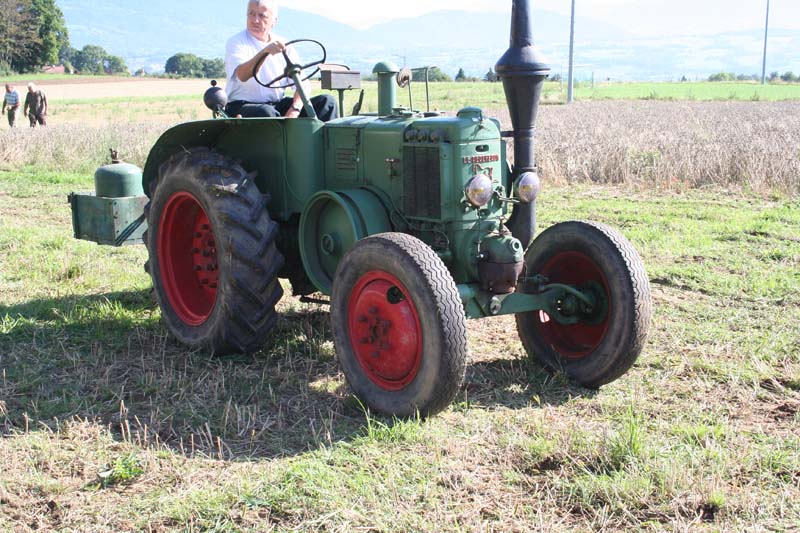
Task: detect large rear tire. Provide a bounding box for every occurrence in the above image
[144,148,284,354]
[331,233,467,417]
[516,221,651,387]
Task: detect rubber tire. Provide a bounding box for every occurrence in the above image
[516,221,651,387]
[331,233,467,417]
[143,148,284,354]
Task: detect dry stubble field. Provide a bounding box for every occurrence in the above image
[0,78,798,531]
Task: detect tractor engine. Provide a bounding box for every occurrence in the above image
[316,91,526,296]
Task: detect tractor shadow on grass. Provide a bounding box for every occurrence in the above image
[0,292,367,459]
[460,357,598,411]
[1,291,594,460]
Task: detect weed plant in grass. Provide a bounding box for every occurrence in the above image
[0,169,798,530]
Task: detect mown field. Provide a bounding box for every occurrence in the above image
[0,80,798,531]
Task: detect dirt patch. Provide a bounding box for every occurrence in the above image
[21,78,222,101]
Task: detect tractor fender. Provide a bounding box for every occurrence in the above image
[141,119,234,197]
[299,188,392,295]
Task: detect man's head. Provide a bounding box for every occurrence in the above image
[27,82,36,93]
[247,0,278,41]
[4,84,11,93]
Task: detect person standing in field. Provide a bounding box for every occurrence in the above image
[23,82,48,127]
[2,84,20,128]
[224,0,337,120]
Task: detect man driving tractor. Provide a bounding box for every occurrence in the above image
[224,0,338,120]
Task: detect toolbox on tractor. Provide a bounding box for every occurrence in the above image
[69,0,651,417]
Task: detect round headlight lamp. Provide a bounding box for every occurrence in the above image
[465,174,494,207]
[515,171,541,203]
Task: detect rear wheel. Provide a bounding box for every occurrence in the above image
[331,233,467,417]
[144,148,284,353]
[516,221,651,387]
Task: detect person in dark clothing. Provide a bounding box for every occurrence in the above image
[224,0,337,121]
[23,82,48,127]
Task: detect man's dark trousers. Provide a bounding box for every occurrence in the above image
[225,94,338,121]
[28,112,46,127]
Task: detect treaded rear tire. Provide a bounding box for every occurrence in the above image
[143,147,284,354]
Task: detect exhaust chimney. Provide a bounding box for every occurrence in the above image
[496,0,550,249]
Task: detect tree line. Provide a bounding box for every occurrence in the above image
[0,0,128,75]
[163,53,224,78]
[708,71,799,83]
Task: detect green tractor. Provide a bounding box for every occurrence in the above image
[69,0,651,417]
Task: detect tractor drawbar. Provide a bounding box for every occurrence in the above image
[496,0,550,250]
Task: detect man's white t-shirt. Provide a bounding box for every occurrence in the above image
[224,30,310,103]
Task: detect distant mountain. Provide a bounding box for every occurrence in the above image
[59,1,799,81]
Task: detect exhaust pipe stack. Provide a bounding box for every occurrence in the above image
[496,0,550,249]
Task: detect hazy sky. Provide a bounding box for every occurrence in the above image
[283,0,800,35]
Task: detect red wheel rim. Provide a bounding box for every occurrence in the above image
[536,251,610,359]
[157,191,219,326]
[346,270,423,391]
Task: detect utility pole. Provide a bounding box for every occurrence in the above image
[567,0,576,103]
[761,0,770,85]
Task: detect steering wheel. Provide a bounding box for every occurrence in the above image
[253,39,327,89]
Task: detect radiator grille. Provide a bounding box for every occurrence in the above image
[402,146,441,219]
[335,148,356,171]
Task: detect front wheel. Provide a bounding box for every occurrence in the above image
[516,221,651,387]
[331,233,467,417]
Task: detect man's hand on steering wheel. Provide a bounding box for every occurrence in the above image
[253,39,327,89]
[262,40,286,57]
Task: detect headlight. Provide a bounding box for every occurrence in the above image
[465,174,494,207]
[515,171,540,203]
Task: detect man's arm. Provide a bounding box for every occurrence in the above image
[284,92,303,118]
[2,99,6,113]
[42,92,47,115]
[23,94,29,115]
[234,40,285,83]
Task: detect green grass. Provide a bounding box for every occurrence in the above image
[1,168,798,530]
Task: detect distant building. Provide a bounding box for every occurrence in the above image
[41,65,66,74]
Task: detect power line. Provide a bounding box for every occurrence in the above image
[761,0,770,85]
[567,0,576,103]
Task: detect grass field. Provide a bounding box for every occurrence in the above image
[0,78,798,530]
[2,77,799,127]
[1,173,798,530]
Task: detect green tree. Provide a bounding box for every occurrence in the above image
[0,0,40,72]
[73,44,107,74]
[103,54,128,75]
[780,71,797,82]
[484,67,498,82]
[58,44,77,73]
[30,0,68,66]
[708,72,735,82]
[165,52,203,76]
[455,67,466,81]
[411,66,451,82]
[166,53,225,78]
[202,58,224,78]
[58,44,76,64]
